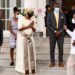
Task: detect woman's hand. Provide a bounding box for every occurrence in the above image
[32,27,36,32]
[29,21,34,28]
[19,21,34,31]
[29,21,36,32]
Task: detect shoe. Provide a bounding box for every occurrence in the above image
[32,69,35,74]
[58,62,64,67]
[10,62,14,66]
[48,63,55,67]
[25,70,29,74]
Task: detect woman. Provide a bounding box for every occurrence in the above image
[64,13,75,75]
[15,8,36,74]
[8,7,19,66]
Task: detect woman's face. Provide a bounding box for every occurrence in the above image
[14,11,19,18]
[26,12,34,19]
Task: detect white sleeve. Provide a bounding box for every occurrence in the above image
[18,14,24,29]
[66,29,73,37]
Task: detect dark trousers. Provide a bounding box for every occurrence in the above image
[49,32,64,63]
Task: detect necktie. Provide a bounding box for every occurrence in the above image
[54,13,59,29]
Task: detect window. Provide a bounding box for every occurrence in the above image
[0,0,24,30]
[16,0,21,7]
[1,0,5,8]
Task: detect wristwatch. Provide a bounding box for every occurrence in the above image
[54,30,57,33]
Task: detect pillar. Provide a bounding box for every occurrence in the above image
[24,0,46,38]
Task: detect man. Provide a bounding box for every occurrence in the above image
[44,5,51,27]
[47,3,66,67]
[44,5,51,36]
[0,19,3,49]
[68,5,75,31]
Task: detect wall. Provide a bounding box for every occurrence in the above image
[24,0,46,33]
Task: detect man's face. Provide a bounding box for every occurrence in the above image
[53,4,60,13]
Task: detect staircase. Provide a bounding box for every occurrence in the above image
[1,31,71,61]
[0,31,71,75]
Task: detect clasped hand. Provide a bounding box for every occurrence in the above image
[55,31,61,38]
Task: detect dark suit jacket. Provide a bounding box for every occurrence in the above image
[47,12,66,35]
[0,19,3,46]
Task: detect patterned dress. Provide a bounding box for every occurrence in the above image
[9,18,18,48]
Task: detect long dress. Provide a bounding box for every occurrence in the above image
[15,14,36,73]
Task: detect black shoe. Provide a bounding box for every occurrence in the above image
[32,69,35,74]
[25,70,29,74]
[10,62,14,66]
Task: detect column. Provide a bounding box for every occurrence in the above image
[37,0,46,38]
[21,0,24,8]
[24,0,37,9]
[24,0,38,30]
[24,0,46,38]
[9,0,16,18]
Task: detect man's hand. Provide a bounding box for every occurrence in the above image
[55,31,61,38]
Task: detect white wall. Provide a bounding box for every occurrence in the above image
[37,0,46,32]
[24,0,46,33]
[24,0,38,9]
[9,0,16,18]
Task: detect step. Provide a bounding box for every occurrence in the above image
[1,36,71,61]
[3,37,71,42]
[0,47,70,54]
[0,53,69,61]
[2,37,71,47]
